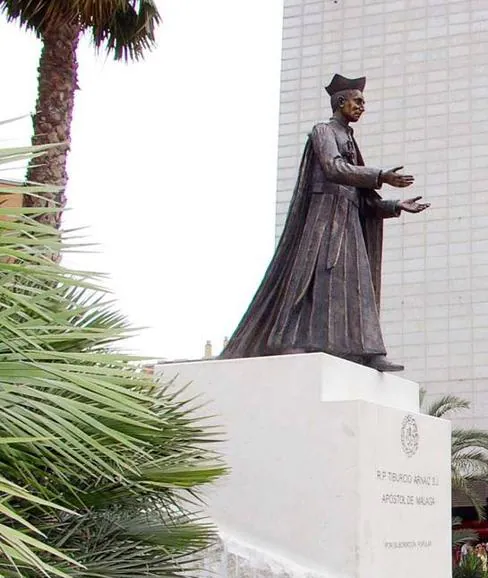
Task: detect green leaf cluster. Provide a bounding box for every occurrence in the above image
[422,391,488,520]
[0,0,161,61]
[0,143,226,576]
[454,553,488,578]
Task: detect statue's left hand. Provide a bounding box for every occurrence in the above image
[398,196,430,213]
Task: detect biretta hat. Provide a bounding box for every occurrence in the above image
[325,74,366,96]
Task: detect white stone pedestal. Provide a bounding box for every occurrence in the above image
[155,353,451,578]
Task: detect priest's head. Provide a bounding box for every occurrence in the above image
[325,74,366,123]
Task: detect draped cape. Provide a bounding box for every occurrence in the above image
[221,134,386,359]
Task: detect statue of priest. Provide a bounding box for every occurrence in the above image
[221,74,429,372]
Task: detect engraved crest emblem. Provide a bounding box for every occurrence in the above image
[401,415,419,457]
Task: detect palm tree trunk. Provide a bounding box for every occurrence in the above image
[24,21,80,229]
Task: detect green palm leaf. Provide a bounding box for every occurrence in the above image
[0,1,161,59]
[0,144,226,576]
[423,394,470,419]
[423,392,488,523]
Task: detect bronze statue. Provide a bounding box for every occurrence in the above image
[221,74,429,372]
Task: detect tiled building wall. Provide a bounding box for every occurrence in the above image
[276,0,488,429]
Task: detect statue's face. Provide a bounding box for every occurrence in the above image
[341,90,365,123]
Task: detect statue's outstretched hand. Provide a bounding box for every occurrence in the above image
[398,196,430,213]
[382,166,414,188]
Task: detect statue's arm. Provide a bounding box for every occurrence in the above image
[373,195,430,218]
[367,197,401,219]
[311,123,382,189]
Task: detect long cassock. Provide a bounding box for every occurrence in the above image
[221,117,400,361]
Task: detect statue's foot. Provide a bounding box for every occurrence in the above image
[366,355,404,373]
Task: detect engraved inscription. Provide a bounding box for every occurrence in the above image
[376,469,440,507]
[385,540,432,550]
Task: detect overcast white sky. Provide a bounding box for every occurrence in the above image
[0,0,284,360]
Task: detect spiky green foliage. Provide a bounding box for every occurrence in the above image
[0,145,226,576]
[453,553,487,578]
[0,0,161,61]
[422,391,488,519]
[422,393,470,419]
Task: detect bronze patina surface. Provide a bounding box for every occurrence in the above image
[221,74,429,372]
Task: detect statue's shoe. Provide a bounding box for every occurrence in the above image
[367,355,404,372]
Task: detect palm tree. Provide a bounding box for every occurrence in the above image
[0,140,226,576]
[0,1,161,227]
[422,392,488,519]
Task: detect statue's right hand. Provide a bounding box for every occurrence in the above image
[382,166,415,188]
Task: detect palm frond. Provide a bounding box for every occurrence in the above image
[0,0,73,34]
[423,394,471,418]
[0,143,226,575]
[88,0,161,61]
[452,528,479,547]
[422,389,488,528]
[49,510,216,578]
[452,429,488,453]
[1,0,161,60]
[452,475,486,520]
